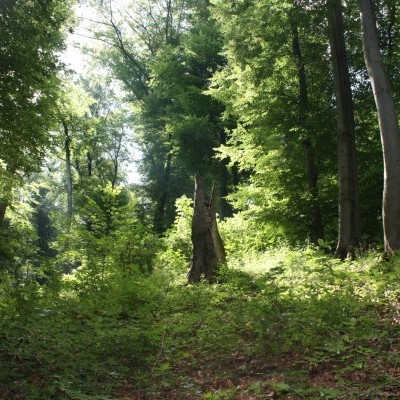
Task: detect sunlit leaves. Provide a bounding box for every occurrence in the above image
[0,0,73,175]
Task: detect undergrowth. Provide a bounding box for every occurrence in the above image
[1,247,400,399]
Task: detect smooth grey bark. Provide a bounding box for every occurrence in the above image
[359,0,400,254]
[291,21,324,244]
[187,175,226,283]
[327,0,360,258]
[62,120,73,220]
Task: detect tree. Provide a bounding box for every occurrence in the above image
[94,0,233,233]
[53,77,134,235]
[55,81,95,221]
[359,0,400,254]
[210,0,338,243]
[0,0,72,225]
[89,0,190,232]
[290,7,324,243]
[327,0,360,258]
[187,175,225,283]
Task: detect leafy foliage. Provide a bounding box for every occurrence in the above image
[3,1,400,399]
[2,240,400,399]
[0,0,73,175]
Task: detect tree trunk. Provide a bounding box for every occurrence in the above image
[153,151,172,234]
[359,0,400,254]
[87,151,93,177]
[0,202,7,226]
[291,21,324,244]
[34,188,57,258]
[327,0,360,258]
[219,129,233,219]
[62,120,73,219]
[187,175,226,283]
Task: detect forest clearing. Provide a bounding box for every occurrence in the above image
[2,0,400,398]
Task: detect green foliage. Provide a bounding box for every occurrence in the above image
[55,191,159,294]
[0,183,43,277]
[3,1,400,399]
[209,0,338,243]
[0,0,73,175]
[162,195,193,257]
[2,230,400,399]
[154,195,193,282]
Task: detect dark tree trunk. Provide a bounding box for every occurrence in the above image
[153,151,172,234]
[0,202,7,226]
[34,188,57,258]
[291,21,324,243]
[0,165,17,227]
[219,129,233,219]
[359,0,400,254]
[87,152,93,177]
[62,120,73,220]
[386,2,396,63]
[327,0,360,258]
[187,175,226,283]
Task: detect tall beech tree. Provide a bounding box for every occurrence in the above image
[327,0,360,258]
[359,0,400,254]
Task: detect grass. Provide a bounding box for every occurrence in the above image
[1,247,400,399]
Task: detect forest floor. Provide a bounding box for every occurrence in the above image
[2,249,400,399]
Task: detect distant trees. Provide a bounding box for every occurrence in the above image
[94,0,234,233]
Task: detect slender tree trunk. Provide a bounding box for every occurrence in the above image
[0,165,16,226]
[291,21,324,243]
[34,188,57,258]
[62,120,73,219]
[386,2,396,63]
[153,151,172,234]
[87,152,92,177]
[359,0,400,254]
[0,202,7,226]
[219,130,233,219]
[187,175,226,283]
[327,0,360,258]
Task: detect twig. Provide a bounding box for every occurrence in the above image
[150,327,167,382]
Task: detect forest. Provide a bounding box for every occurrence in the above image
[2,0,400,398]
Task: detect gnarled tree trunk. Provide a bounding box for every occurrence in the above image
[187,175,226,283]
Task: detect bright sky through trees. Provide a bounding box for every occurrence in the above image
[61,2,142,184]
